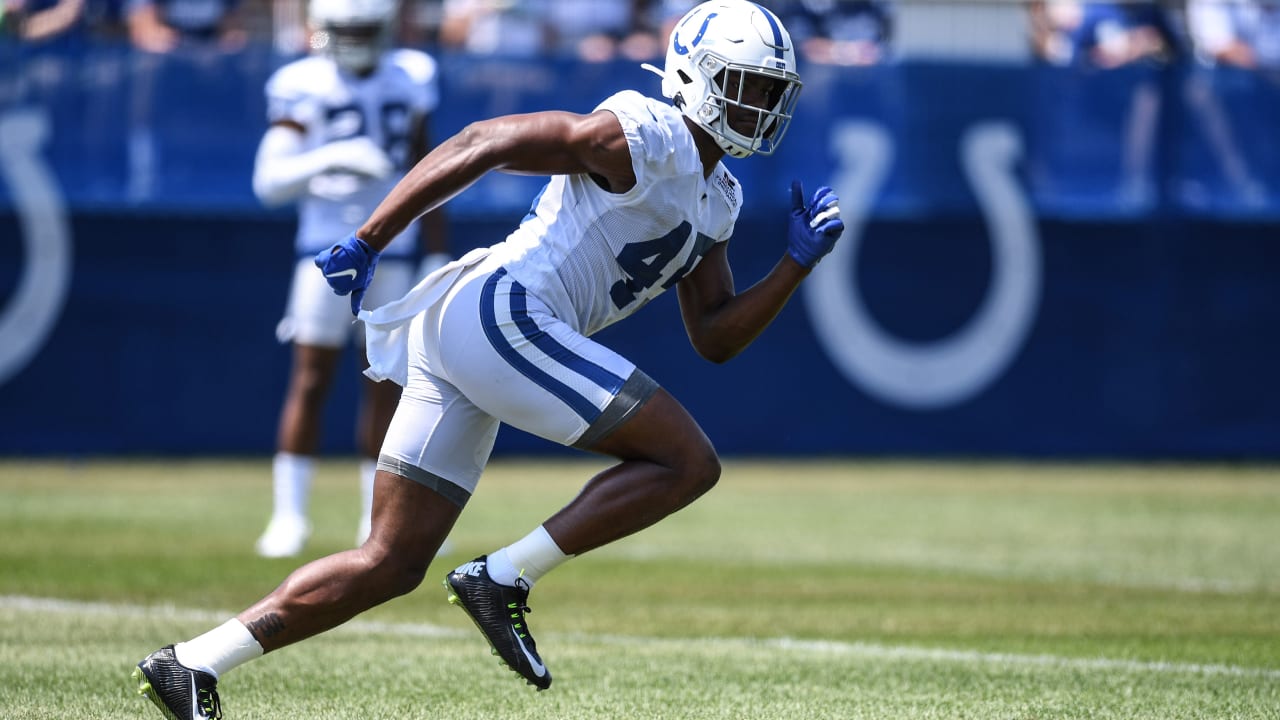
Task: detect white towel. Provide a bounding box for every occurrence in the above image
[359,247,492,386]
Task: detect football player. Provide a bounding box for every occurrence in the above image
[249,0,451,558]
[135,2,842,716]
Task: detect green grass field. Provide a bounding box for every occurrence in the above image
[2,458,1278,719]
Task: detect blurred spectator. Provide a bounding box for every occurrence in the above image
[438,0,552,57]
[438,0,659,61]
[1066,0,1179,68]
[1187,0,1280,69]
[1027,0,1084,64]
[1182,0,1273,206]
[7,0,86,41]
[124,0,250,201]
[1029,1,1180,207]
[652,0,892,65]
[1081,1,1178,205]
[545,0,660,61]
[396,0,442,48]
[3,0,122,44]
[652,0,696,45]
[769,0,893,66]
[125,0,247,53]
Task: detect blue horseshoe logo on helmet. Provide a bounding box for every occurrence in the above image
[673,12,718,55]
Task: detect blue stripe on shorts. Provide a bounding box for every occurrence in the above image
[480,268,627,424]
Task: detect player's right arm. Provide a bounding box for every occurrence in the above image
[354,109,635,252]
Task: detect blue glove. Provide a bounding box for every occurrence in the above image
[786,181,844,269]
[314,233,380,315]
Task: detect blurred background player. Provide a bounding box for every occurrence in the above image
[1187,0,1280,70]
[250,0,450,558]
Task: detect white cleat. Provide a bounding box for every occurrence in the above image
[255,515,310,558]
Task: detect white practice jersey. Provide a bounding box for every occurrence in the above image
[489,90,742,337]
[264,49,439,258]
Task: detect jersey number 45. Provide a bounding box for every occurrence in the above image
[610,221,716,310]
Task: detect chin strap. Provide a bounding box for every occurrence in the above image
[639,62,665,81]
[641,62,686,110]
[640,62,673,98]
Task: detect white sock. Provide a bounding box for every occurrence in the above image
[486,526,571,588]
[174,619,263,679]
[359,459,376,531]
[271,452,314,521]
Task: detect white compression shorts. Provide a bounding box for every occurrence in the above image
[276,257,415,348]
[377,259,659,506]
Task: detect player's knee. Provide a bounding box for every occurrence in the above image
[354,429,380,458]
[290,367,332,405]
[388,563,428,598]
[360,545,430,599]
[678,443,721,500]
[695,448,722,495]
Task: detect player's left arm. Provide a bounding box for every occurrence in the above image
[677,243,807,364]
[676,181,843,364]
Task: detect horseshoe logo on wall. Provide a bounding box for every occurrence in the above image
[0,108,72,387]
[804,120,1041,410]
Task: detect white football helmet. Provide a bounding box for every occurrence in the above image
[308,0,397,75]
[643,0,802,158]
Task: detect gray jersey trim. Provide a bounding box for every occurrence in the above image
[376,456,472,508]
[572,369,660,449]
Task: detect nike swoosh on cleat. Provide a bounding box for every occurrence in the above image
[326,269,358,280]
[514,632,546,677]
